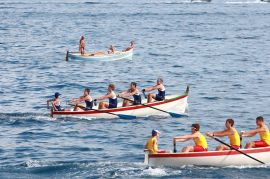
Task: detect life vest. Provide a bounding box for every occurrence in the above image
[146,136,158,154]
[228,128,241,147]
[193,133,208,149]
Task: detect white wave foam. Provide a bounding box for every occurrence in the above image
[25,160,48,168]
[224,164,270,169]
[142,167,182,177]
[67,116,95,121]
[35,115,56,121]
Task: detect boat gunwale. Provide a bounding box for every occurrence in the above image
[148,147,270,158]
[52,93,188,115]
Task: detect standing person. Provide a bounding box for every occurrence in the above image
[142,78,165,103]
[118,82,142,107]
[206,119,241,150]
[144,129,161,154]
[95,84,118,109]
[47,92,68,111]
[124,41,135,52]
[173,123,208,153]
[79,36,85,55]
[71,88,93,111]
[108,45,116,54]
[241,116,270,148]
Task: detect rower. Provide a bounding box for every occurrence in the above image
[118,82,142,107]
[79,36,85,55]
[123,41,135,52]
[206,119,240,150]
[144,129,161,154]
[108,45,116,54]
[173,123,208,153]
[142,78,165,103]
[241,116,270,149]
[95,84,117,109]
[71,88,93,111]
[47,92,68,111]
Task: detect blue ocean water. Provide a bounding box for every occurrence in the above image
[1,0,270,178]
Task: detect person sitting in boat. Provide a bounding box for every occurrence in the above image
[79,36,85,55]
[142,78,165,103]
[206,119,241,150]
[173,123,208,153]
[118,82,142,107]
[241,116,270,148]
[95,84,117,109]
[123,41,135,52]
[47,92,69,111]
[108,45,116,54]
[144,129,161,154]
[71,88,93,111]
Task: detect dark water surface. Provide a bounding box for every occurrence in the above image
[1,0,270,178]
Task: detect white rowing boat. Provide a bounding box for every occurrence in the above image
[50,86,189,118]
[66,48,133,61]
[144,147,270,167]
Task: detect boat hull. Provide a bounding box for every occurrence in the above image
[67,49,133,61]
[51,88,188,118]
[145,147,270,167]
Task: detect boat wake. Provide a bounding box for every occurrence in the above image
[224,164,270,169]
[0,112,97,122]
[142,166,182,177]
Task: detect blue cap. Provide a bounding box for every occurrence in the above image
[55,92,61,98]
[152,129,161,136]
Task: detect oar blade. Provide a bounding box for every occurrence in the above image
[117,114,137,120]
[169,112,187,118]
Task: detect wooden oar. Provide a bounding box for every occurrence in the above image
[210,136,265,164]
[118,96,185,118]
[68,103,136,120]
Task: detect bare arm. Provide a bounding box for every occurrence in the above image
[241,127,265,137]
[119,90,137,98]
[144,84,161,92]
[71,96,85,103]
[173,133,199,143]
[206,129,233,137]
[97,93,113,100]
[47,99,54,109]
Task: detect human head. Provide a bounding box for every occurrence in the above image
[256,116,264,126]
[81,36,84,40]
[130,82,137,90]
[84,88,90,95]
[54,92,61,98]
[226,118,234,128]
[191,123,200,133]
[157,78,163,85]
[152,129,161,137]
[108,83,116,91]
[130,41,135,46]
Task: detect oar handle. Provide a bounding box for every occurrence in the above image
[143,91,147,99]
[173,143,177,153]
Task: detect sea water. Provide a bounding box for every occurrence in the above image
[0,0,270,178]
